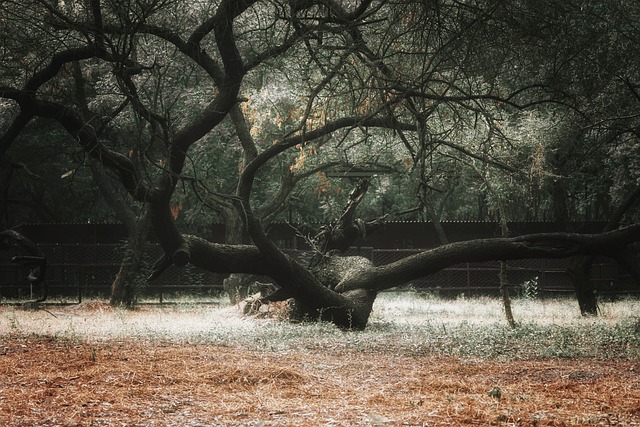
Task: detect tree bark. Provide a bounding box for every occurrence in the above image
[221,207,254,304]
[87,159,151,307]
[553,175,599,314]
[496,188,516,327]
[317,179,370,254]
[546,130,600,315]
[334,225,640,294]
[109,214,150,307]
[165,221,640,329]
[425,205,449,245]
[552,171,598,314]
[567,183,640,315]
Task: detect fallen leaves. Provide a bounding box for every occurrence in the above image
[0,334,639,426]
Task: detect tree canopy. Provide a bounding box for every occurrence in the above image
[2,0,640,327]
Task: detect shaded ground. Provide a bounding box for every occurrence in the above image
[1,300,639,426]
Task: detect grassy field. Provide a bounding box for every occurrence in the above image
[1,293,639,426]
[2,293,639,359]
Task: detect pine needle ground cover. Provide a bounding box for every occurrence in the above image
[1,294,639,426]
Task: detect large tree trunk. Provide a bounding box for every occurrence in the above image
[304,255,378,326]
[222,208,255,304]
[567,184,640,315]
[109,214,150,307]
[72,62,153,308]
[88,159,152,307]
[555,191,599,315]
[566,264,598,315]
[550,155,599,315]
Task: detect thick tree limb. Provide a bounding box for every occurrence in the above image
[31,98,150,201]
[612,250,640,284]
[166,235,272,275]
[334,224,640,293]
[318,179,370,253]
[239,115,417,196]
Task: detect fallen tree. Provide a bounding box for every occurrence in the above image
[147,223,640,329]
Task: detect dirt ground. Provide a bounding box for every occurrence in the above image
[1,301,639,427]
[0,337,638,426]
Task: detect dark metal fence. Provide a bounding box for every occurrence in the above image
[0,243,226,302]
[1,243,636,302]
[371,249,630,296]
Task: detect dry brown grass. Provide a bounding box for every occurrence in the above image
[1,301,639,426]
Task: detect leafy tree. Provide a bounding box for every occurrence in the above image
[2,0,640,327]
[501,0,640,313]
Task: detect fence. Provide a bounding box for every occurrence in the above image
[372,249,634,296]
[1,241,637,303]
[0,243,227,302]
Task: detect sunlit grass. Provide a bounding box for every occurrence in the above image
[1,292,638,360]
[371,292,640,325]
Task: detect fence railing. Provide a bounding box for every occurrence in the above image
[0,243,226,302]
[0,244,636,302]
[371,249,634,296]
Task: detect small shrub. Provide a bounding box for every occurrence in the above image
[519,276,539,300]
